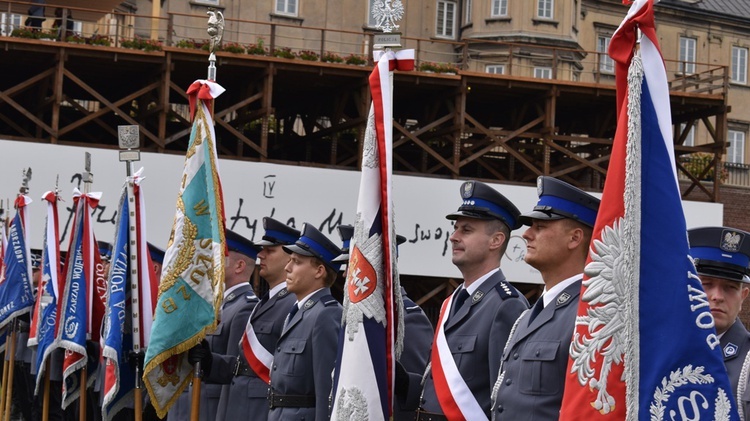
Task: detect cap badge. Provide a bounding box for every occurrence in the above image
[556,292,571,306]
[724,342,738,358]
[461,181,474,199]
[721,230,743,253]
[537,177,544,197]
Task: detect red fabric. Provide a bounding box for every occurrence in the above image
[187,81,215,122]
[430,300,465,421]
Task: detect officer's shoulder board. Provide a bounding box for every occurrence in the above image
[403,297,422,313]
[321,295,339,307]
[494,281,519,299]
[245,293,260,303]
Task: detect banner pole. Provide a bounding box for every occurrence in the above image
[42,362,50,421]
[0,332,10,419]
[190,362,201,421]
[78,368,86,421]
[3,320,18,421]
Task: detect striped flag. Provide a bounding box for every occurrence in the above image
[559,1,739,420]
[29,190,62,395]
[102,169,158,420]
[330,49,412,420]
[0,194,35,328]
[56,189,103,408]
[143,79,227,419]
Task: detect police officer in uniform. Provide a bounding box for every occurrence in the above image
[418,180,529,420]
[267,224,342,421]
[688,226,750,419]
[491,176,600,420]
[168,230,260,421]
[214,218,300,421]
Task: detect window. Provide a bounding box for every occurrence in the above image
[597,35,614,74]
[1,13,21,37]
[486,65,505,74]
[534,67,552,79]
[276,0,298,16]
[728,130,746,164]
[194,0,219,4]
[680,123,695,147]
[492,0,508,17]
[436,1,456,38]
[537,0,553,19]
[679,37,696,74]
[732,46,748,85]
[73,21,82,36]
[465,0,472,24]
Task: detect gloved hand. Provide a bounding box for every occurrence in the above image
[127,350,145,372]
[394,361,409,398]
[187,339,213,376]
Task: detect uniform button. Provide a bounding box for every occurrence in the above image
[513,353,519,360]
[277,347,281,352]
[536,350,540,357]
[458,345,463,350]
[505,378,511,386]
[497,405,503,413]
[292,347,296,351]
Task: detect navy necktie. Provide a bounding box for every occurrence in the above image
[528,298,545,324]
[284,303,299,329]
[259,291,270,308]
[451,289,470,319]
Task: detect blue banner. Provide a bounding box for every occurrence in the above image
[0,211,35,328]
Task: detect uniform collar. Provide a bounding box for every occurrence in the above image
[295,287,325,309]
[542,273,582,308]
[269,282,286,298]
[223,283,246,301]
[463,267,499,296]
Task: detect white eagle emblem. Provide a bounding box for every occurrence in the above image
[569,219,627,414]
[371,0,404,33]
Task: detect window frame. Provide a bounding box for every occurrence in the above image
[597,35,614,74]
[1,13,21,36]
[728,129,746,164]
[534,67,552,79]
[679,36,696,75]
[537,0,553,19]
[491,0,508,17]
[486,64,505,74]
[465,0,472,24]
[731,46,748,85]
[436,0,457,39]
[275,0,298,17]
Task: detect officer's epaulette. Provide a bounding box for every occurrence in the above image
[403,298,421,313]
[321,295,339,306]
[245,293,260,303]
[494,281,519,299]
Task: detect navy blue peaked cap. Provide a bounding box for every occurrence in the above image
[689,227,750,284]
[331,225,354,264]
[148,242,165,264]
[284,223,342,271]
[98,241,113,262]
[254,217,301,247]
[30,248,42,269]
[226,229,260,259]
[520,176,600,228]
[446,180,522,230]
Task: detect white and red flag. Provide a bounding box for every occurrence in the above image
[329,49,413,420]
[559,1,739,419]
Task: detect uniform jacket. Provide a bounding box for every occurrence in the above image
[492,278,581,421]
[720,319,750,420]
[214,287,295,421]
[421,269,528,417]
[394,287,433,421]
[168,283,257,421]
[267,288,342,421]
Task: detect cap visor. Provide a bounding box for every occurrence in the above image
[445,210,494,221]
[519,210,565,226]
[255,239,281,247]
[331,253,350,263]
[283,244,315,257]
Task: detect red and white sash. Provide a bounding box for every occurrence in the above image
[430,294,488,421]
[240,306,273,384]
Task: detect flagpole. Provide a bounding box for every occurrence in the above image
[42,362,50,421]
[189,12,222,421]
[3,320,17,421]
[118,125,144,421]
[0,331,10,420]
[79,153,92,421]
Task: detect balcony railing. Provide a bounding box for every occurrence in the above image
[0,0,729,96]
[677,155,750,188]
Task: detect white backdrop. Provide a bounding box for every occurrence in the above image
[0,139,723,284]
